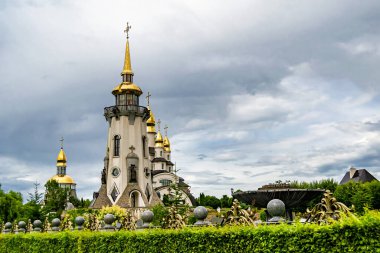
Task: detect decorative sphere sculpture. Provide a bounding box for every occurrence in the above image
[33,220,43,232]
[103,213,116,231]
[194,206,208,221]
[75,216,85,226]
[267,199,286,217]
[75,216,85,230]
[51,218,61,232]
[104,213,115,225]
[18,221,26,233]
[4,222,12,233]
[141,210,154,223]
[52,218,61,227]
[4,222,12,229]
[18,221,26,228]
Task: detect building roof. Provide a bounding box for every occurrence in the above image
[339,167,378,185]
[152,170,167,176]
[151,157,168,163]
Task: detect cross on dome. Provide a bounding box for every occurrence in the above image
[164,125,168,136]
[60,137,64,149]
[124,22,132,39]
[146,91,151,107]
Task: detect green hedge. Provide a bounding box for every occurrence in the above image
[1,212,380,253]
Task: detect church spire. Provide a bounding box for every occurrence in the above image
[112,23,142,96]
[121,23,133,76]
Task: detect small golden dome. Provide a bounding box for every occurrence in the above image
[147,109,156,125]
[164,136,171,152]
[56,148,67,167]
[156,131,163,142]
[50,174,76,184]
[155,131,164,148]
[163,136,170,147]
[147,107,156,133]
[112,82,142,96]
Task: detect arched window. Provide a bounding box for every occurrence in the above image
[114,135,121,157]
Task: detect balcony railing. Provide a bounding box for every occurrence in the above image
[104,105,149,119]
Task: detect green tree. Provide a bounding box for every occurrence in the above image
[290,178,338,192]
[43,180,69,217]
[162,183,187,207]
[334,181,380,214]
[22,182,43,221]
[196,193,221,209]
[220,195,232,208]
[0,186,24,222]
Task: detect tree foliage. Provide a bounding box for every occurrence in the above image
[334,180,380,214]
[0,186,24,222]
[43,180,69,217]
[289,178,338,192]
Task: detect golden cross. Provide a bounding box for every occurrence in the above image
[157,119,161,131]
[60,137,64,149]
[124,22,132,39]
[164,125,168,136]
[146,91,151,107]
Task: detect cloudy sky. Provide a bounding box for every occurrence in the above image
[1,0,380,200]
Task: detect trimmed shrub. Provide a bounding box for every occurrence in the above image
[0,212,379,252]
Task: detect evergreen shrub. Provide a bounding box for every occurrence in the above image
[0,212,379,253]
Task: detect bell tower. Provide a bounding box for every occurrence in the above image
[92,24,161,208]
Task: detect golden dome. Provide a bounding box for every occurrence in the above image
[147,109,156,125]
[155,131,164,148]
[147,107,156,133]
[56,148,67,167]
[164,136,171,152]
[163,136,170,147]
[112,82,142,96]
[50,174,76,184]
[156,131,163,142]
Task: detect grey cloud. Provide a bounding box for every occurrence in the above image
[2,0,380,199]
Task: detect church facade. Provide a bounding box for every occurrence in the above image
[91,26,194,209]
